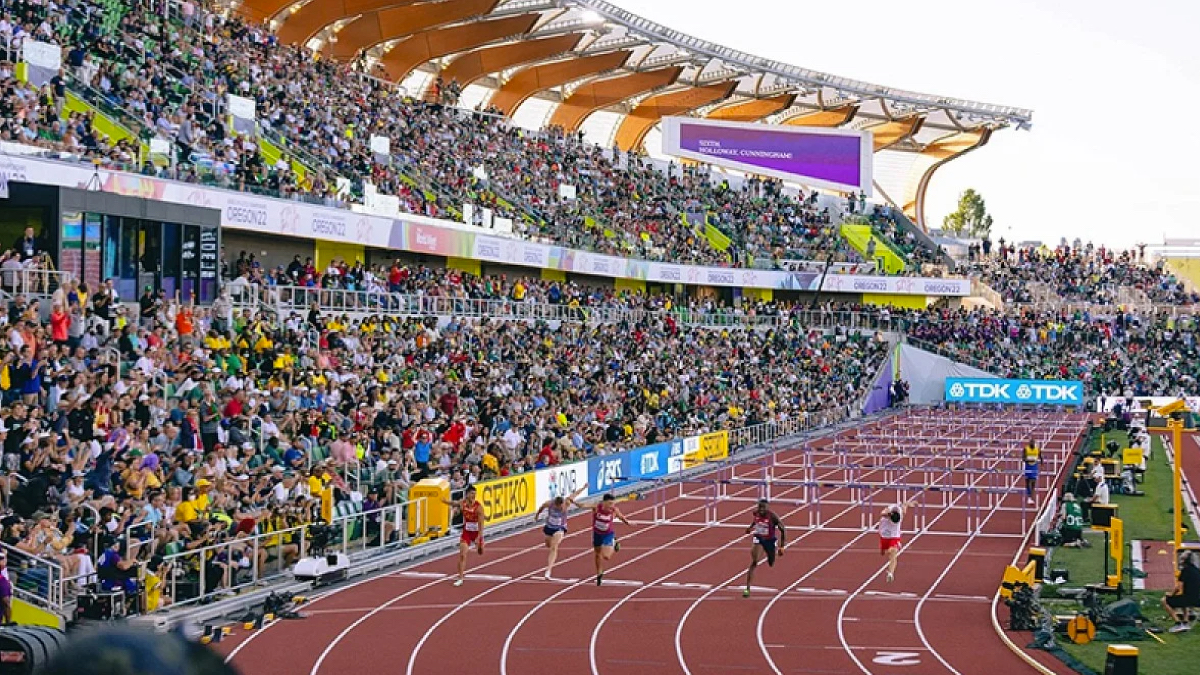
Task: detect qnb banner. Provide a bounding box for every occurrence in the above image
[944,378,1085,407]
[661,117,872,195]
[534,461,589,506]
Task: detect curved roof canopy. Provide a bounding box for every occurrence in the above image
[235,0,1033,229]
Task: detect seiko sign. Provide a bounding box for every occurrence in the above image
[944,378,1084,406]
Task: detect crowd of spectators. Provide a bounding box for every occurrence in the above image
[966,243,1197,307]
[0,238,887,613]
[0,0,885,271]
[902,305,1200,399]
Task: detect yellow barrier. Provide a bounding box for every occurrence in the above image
[1108,517,1124,588]
[477,473,536,526]
[1121,448,1143,466]
[12,598,65,630]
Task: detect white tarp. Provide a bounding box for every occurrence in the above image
[897,343,996,405]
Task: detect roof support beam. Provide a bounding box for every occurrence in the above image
[705,94,796,122]
[488,51,632,116]
[548,67,683,132]
[377,14,542,83]
[325,0,498,61]
[900,129,991,230]
[782,104,858,128]
[866,115,924,152]
[613,81,738,151]
[437,33,585,89]
[276,0,423,46]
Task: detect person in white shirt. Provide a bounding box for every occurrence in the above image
[879,498,918,583]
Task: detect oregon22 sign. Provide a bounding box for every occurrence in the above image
[945,378,1084,406]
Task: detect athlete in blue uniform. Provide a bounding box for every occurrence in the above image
[743,499,786,597]
[535,485,587,580]
[1023,438,1041,505]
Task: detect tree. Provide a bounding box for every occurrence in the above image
[942,189,994,238]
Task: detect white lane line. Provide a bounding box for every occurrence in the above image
[832,453,1006,675]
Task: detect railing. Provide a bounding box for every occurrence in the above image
[3,267,73,298]
[2,541,67,616]
[145,498,425,611]
[233,283,894,332]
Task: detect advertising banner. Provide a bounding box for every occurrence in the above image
[589,452,635,495]
[681,430,730,468]
[944,378,1085,406]
[630,440,684,481]
[476,473,536,526]
[535,461,590,505]
[662,117,872,195]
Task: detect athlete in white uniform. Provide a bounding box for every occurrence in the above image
[879,499,917,582]
[535,485,587,580]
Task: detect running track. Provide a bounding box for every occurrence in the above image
[219,414,1087,675]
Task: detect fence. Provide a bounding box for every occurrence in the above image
[68,497,428,615]
[228,283,893,332]
[1,541,68,618]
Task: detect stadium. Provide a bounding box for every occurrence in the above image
[0,0,1197,674]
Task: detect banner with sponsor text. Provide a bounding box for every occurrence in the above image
[476,472,536,526]
[944,378,1085,407]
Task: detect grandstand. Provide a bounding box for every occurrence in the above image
[1,2,1199,675]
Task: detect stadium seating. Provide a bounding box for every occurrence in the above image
[0,0,906,270]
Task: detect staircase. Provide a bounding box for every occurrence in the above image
[839,221,907,274]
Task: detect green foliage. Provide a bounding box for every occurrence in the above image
[942,188,994,238]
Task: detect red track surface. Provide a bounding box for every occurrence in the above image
[219,416,1086,675]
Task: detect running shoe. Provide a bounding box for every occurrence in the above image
[596,574,604,587]
[453,579,464,587]
[743,588,751,598]
[544,571,552,581]
[1168,622,1192,634]
[614,540,621,552]
[886,571,894,583]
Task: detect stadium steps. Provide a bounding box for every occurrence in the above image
[839,221,907,274]
[15,67,149,162]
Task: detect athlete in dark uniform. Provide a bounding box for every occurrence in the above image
[743,499,786,597]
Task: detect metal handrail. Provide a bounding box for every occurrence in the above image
[247,283,893,332]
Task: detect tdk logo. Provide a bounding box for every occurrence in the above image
[946,379,1083,406]
[640,453,659,475]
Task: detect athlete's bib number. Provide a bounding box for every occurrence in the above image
[754,522,770,536]
[1065,514,1083,528]
[465,522,480,532]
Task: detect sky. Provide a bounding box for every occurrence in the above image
[615,0,1199,248]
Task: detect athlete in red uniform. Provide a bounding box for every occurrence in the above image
[743,499,786,597]
[592,493,632,586]
[443,485,485,586]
